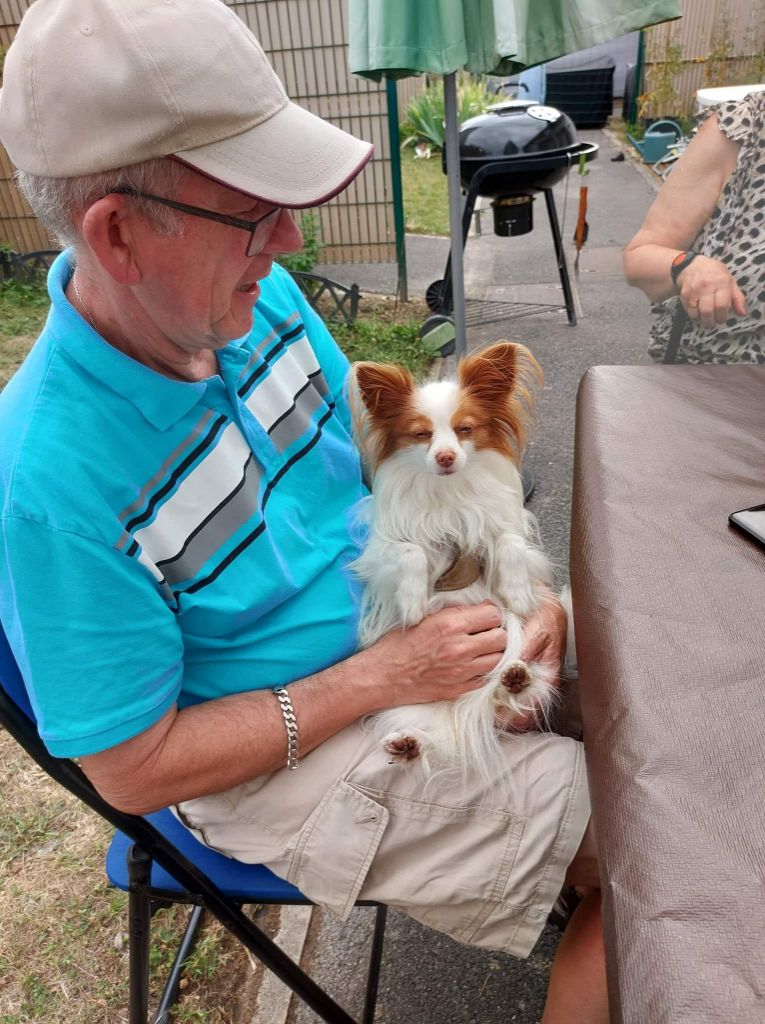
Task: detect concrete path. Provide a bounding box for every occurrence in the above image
[272,126,661,1024]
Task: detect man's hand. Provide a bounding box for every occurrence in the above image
[372,601,507,708]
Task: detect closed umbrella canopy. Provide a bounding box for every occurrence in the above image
[350,0,681,355]
[350,0,680,78]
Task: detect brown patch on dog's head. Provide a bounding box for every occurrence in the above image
[352,361,429,469]
[455,342,542,462]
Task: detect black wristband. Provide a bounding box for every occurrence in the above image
[670,249,699,287]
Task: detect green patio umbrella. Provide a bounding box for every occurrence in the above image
[350,0,681,355]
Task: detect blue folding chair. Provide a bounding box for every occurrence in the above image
[0,620,387,1023]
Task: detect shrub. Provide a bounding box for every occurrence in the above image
[400,73,496,152]
[277,211,321,274]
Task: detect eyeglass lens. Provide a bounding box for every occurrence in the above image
[246,208,283,257]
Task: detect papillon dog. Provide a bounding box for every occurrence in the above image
[351,341,558,779]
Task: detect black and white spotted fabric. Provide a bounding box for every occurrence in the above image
[649,89,765,364]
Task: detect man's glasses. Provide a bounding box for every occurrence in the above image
[110,188,283,257]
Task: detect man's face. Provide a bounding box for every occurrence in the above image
[130,171,304,353]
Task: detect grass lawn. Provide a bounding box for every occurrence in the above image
[401,148,450,237]
[0,277,431,1023]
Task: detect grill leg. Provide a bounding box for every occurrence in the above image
[544,189,577,326]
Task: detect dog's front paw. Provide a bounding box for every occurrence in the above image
[502,585,536,617]
[383,732,422,764]
[397,580,429,628]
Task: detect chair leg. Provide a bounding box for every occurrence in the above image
[153,904,206,1024]
[362,905,387,1024]
[127,847,153,1024]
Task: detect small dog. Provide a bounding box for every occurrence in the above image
[351,341,559,779]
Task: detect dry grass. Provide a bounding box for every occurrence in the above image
[0,335,37,390]
[0,730,275,1023]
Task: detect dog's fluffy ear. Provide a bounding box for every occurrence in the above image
[458,342,541,403]
[353,362,415,420]
[457,342,543,460]
[460,337,536,397]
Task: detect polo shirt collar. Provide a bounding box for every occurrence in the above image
[45,251,242,431]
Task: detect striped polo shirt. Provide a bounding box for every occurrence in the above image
[0,253,367,757]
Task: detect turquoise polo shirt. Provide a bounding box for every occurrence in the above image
[0,253,367,757]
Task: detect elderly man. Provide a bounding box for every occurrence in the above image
[0,1,606,1019]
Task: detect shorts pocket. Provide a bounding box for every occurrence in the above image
[285,779,390,920]
[347,786,526,945]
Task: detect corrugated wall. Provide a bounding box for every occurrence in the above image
[0,0,51,252]
[0,0,423,262]
[642,0,765,118]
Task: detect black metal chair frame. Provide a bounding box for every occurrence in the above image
[434,143,599,329]
[1,248,62,283]
[0,670,387,1024]
[290,271,360,325]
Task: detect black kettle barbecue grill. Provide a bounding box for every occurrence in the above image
[427,100,598,328]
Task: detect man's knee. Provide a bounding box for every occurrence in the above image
[565,820,600,889]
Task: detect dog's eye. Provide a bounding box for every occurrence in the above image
[455,425,474,436]
[413,430,433,441]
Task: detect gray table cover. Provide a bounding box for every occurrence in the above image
[571,365,765,1024]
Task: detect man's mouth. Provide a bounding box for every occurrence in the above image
[237,282,259,295]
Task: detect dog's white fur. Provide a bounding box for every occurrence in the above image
[351,343,558,780]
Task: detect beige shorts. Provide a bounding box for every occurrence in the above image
[175,722,590,959]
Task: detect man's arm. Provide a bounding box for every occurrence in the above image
[623,114,745,326]
[81,602,507,814]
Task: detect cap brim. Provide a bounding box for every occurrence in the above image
[174,101,374,208]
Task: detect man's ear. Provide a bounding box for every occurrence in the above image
[80,196,143,286]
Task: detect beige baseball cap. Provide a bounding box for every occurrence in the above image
[0,0,373,207]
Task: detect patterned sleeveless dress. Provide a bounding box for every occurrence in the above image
[648,89,765,364]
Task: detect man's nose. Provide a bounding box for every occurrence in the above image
[436,449,455,468]
[264,209,304,256]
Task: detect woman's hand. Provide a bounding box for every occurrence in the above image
[676,254,747,329]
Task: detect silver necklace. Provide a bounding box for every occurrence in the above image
[72,273,97,331]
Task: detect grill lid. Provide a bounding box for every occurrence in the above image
[453,100,584,197]
[459,100,578,162]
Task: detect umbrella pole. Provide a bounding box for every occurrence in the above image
[443,72,467,358]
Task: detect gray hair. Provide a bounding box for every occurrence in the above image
[14,158,190,249]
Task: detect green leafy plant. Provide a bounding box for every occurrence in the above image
[276,211,321,274]
[741,0,765,84]
[639,25,685,120]
[400,73,497,152]
[332,305,431,376]
[704,5,736,87]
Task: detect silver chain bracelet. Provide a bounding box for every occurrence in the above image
[272,686,300,770]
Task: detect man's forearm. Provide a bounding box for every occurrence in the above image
[82,601,509,814]
[82,645,388,814]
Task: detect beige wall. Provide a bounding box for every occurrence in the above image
[0,0,423,262]
[642,0,765,118]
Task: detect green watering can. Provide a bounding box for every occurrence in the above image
[627,119,683,163]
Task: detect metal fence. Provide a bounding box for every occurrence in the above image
[0,0,421,264]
